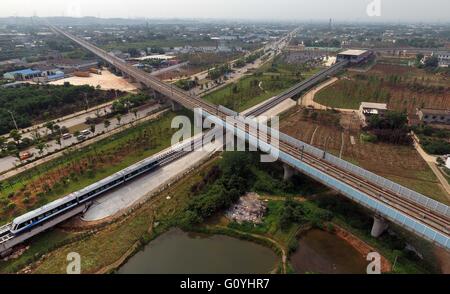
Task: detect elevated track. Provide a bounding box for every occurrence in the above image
[1,26,449,257]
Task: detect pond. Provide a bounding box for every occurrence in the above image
[290,229,368,274]
[118,229,279,274]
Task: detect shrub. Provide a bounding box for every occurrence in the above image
[6,202,16,211]
[287,237,299,254]
[360,132,378,143]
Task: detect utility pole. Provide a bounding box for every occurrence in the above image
[8,110,19,131]
[84,93,89,111]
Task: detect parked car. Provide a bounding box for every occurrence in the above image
[77,135,86,141]
[62,133,72,140]
[80,129,91,136]
[19,151,33,161]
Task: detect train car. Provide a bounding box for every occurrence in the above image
[10,152,168,237]
[121,157,160,182]
[11,193,79,235]
[76,172,125,204]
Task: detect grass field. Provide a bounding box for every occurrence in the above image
[203,74,298,112]
[202,58,319,112]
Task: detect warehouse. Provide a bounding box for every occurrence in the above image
[3,68,41,81]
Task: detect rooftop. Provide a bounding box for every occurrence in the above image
[5,68,41,75]
[338,49,369,56]
[418,108,450,115]
[360,102,388,110]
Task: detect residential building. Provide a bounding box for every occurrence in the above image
[416,108,450,125]
[359,102,388,125]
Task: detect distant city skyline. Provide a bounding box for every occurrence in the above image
[0,0,449,23]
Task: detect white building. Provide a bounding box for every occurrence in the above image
[436,52,450,67]
[358,102,388,125]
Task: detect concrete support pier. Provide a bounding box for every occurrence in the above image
[283,163,295,181]
[171,101,183,111]
[371,215,388,238]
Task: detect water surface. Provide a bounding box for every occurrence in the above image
[290,229,367,274]
[118,229,279,274]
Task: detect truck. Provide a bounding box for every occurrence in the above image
[89,68,101,75]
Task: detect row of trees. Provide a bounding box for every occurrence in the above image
[234,50,264,68]
[207,63,232,80]
[0,84,120,135]
[365,111,412,145]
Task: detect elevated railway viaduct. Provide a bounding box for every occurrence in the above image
[1,26,449,256]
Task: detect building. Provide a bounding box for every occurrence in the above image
[1,81,31,88]
[359,102,388,125]
[37,69,65,82]
[3,68,42,81]
[337,49,372,63]
[436,52,450,68]
[48,59,99,73]
[416,108,450,125]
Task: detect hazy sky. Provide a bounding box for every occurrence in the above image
[1,0,449,22]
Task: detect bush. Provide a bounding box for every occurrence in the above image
[287,237,299,254]
[421,139,450,155]
[6,202,16,211]
[360,132,378,143]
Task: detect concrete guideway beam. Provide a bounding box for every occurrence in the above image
[371,215,389,238]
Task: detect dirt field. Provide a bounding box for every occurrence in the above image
[50,69,138,92]
[156,66,203,81]
[280,107,449,204]
[315,63,450,113]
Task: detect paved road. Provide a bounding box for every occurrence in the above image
[0,103,162,175]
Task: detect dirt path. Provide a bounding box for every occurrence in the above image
[299,77,354,112]
[413,135,450,201]
[333,225,392,273]
[310,126,319,144]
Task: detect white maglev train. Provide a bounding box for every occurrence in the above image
[10,155,163,234]
[9,132,202,236]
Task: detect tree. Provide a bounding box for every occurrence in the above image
[132,108,139,120]
[36,141,47,156]
[90,124,96,134]
[44,121,56,135]
[9,129,21,144]
[104,119,111,131]
[424,56,439,69]
[116,114,122,126]
[0,136,6,152]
